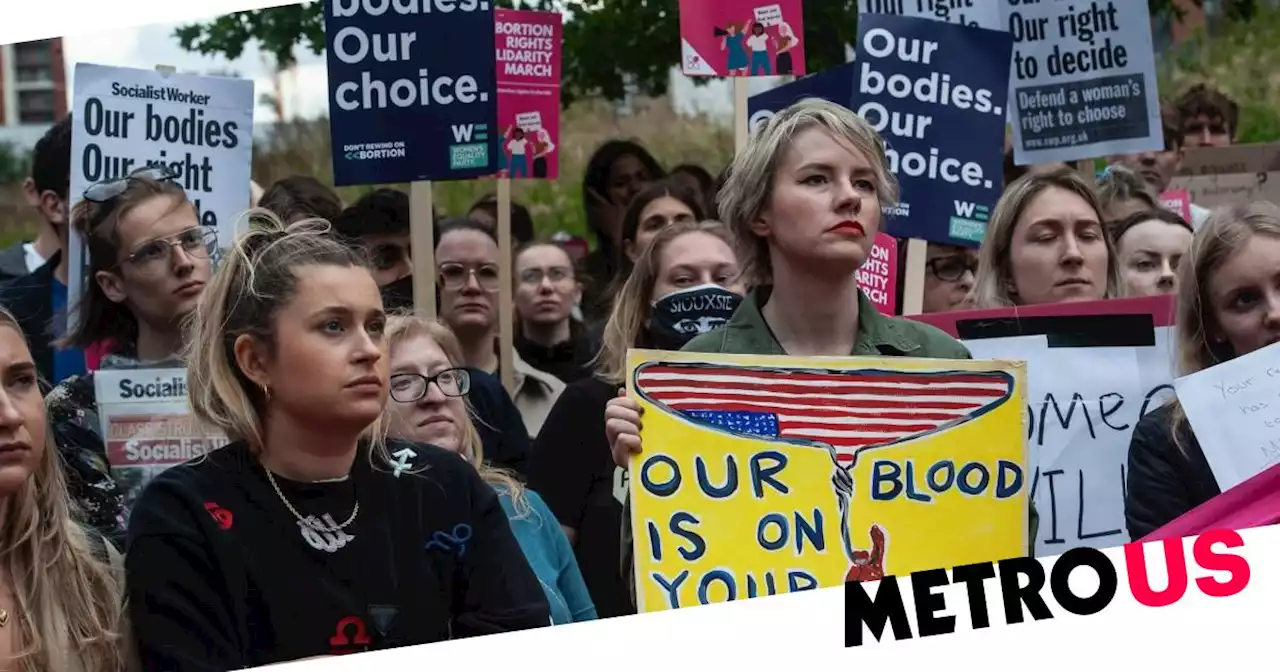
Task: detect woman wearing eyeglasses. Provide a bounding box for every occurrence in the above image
[435,218,565,439]
[920,243,978,314]
[45,167,216,548]
[513,242,597,384]
[384,315,596,625]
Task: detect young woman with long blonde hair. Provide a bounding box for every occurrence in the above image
[125,211,549,669]
[972,166,1124,308]
[0,306,134,672]
[1126,201,1280,539]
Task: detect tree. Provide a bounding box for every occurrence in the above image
[174,0,1196,107]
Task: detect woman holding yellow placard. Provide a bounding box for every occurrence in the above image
[602,98,1038,573]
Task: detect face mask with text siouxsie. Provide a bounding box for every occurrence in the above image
[646,284,742,350]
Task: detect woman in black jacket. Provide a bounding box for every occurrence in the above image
[1126,201,1280,540]
[126,211,549,670]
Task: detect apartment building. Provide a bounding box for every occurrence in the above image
[0,38,68,150]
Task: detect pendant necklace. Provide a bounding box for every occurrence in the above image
[264,467,359,532]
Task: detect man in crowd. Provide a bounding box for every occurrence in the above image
[1108,103,1211,228]
[0,115,84,384]
[332,188,412,290]
[258,175,344,224]
[1175,83,1239,149]
[0,174,64,282]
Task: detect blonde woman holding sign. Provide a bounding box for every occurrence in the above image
[603,98,1038,559]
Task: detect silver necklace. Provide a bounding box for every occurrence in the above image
[264,466,359,532]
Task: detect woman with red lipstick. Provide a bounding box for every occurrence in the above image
[125,211,549,670]
[45,167,215,549]
[602,98,1039,556]
[972,167,1123,308]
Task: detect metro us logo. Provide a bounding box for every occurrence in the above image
[844,529,1251,646]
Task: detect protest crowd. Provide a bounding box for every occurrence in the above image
[0,3,1273,670]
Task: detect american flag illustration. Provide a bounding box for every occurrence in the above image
[634,363,1014,469]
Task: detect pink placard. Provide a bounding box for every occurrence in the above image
[1159,188,1193,222]
[495,9,562,180]
[857,233,898,315]
[677,0,806,78]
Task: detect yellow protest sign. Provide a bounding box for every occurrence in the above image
[626,350,1028,612]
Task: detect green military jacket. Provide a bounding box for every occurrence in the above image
[621,287,1040,608]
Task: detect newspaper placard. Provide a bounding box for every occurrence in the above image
[95,368,228,513]
[1002,0,1163,165]
[67,63,254,332]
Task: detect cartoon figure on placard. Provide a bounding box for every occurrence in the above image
[718,22,749,76]
[746,22,772,76]
[775,21,798,75]
[633,361,1015,583]
[532,128,555,179]
[506,126,531,179]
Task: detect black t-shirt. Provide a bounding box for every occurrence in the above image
[528,377,634,619]
[125,438,550,670]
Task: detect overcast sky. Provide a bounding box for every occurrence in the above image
[63,19,332,121]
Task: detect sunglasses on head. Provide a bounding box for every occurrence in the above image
[83,165,179,203]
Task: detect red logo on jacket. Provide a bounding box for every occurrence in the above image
[329,616,372,655]
[203,503,233,530]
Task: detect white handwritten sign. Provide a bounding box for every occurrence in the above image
[965,327,1176,555]
[1175,342,1280,492]
[516,111,543,131]
[754,4,783,26]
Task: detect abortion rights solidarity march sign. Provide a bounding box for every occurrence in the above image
[67,63,254,328]
[495,9,561,180]
[1002,0,1163,165]
[324,0,498,185]
[859,0,1002,29]
[678,0,806,77]
[855,15,1012,248]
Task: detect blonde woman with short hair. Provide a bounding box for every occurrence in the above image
[383,315,597,625]
[1126,201,1280,540]
[972,166,1124,308]
[125,210,549,669]
[0,306,135,672]
[602,98,1039,553]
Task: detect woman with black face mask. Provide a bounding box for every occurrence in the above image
[528,220,744,619]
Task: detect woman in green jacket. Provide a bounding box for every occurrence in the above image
[604,99,1038,591]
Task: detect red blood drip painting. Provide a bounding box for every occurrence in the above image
[633,362,1014,583]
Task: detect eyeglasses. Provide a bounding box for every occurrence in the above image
[118,227,218,271]
[519,266,573,286]
[927,256,977,283]
[439,263,500,291]
[389,368,471,403]
[83,165,179,203]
